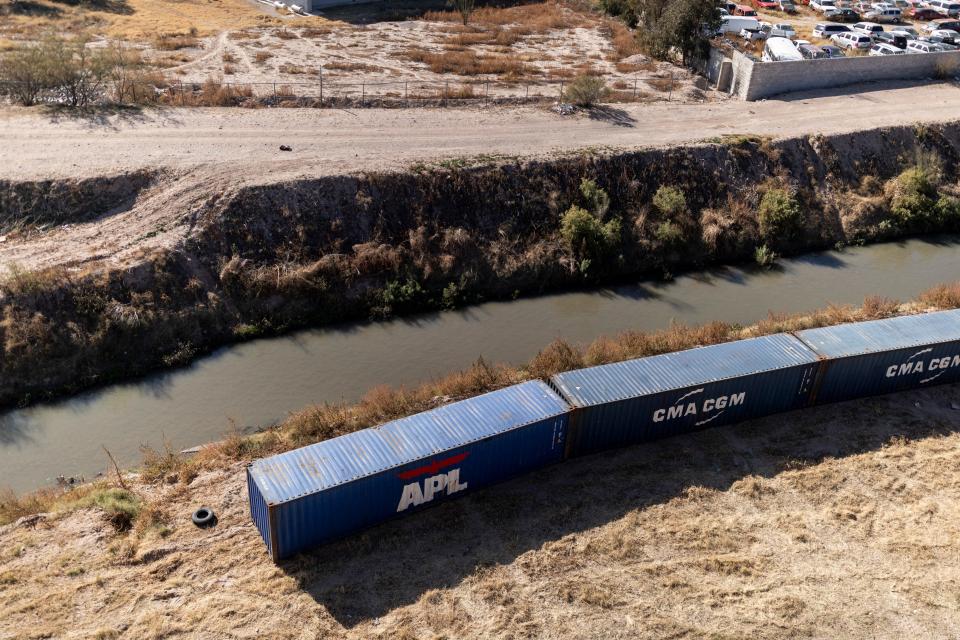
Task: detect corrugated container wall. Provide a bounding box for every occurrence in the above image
[795,309,960,404]
[550,333,821,456]
[246,380,570,560]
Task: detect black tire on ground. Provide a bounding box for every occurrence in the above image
[192,507,217,528]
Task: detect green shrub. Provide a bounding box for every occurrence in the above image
[580,178,610,218]
[889,166,939,228]
[934,195,960,229]
[652,186,687,218]
[598,0,639,25]
[564,74,608,107]
[65,488,141,532]
[754,243,778,268]
[654,220,685,248]
[560,205,620,261]
[758,188,803,241]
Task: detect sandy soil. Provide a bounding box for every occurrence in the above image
[2,382,960,639]
[1,80,958,275]
[157,18,698,100]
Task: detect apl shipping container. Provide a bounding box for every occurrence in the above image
[550,333,821,456]
[247,380,570,560]
[795,309,960,404]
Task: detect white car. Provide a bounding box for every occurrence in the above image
[832,31,875,47]
[770,22,797,37]
[865,7,903,20]
[891,25,920,36]
[928,27,960,39]
[811,0,838,11]
[906,39,948,50]
[870,41,907,52]
[927,0,960,15]
[852,20,886,35]
[813,22,851,37]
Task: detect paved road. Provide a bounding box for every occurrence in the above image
[1,80,958,180]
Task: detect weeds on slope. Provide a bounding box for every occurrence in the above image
[0,286,955,529]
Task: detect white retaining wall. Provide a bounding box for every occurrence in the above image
[710,47,960,101]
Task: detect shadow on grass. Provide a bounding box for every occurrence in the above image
[284,381,960,627]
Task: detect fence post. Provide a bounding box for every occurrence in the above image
[273,82,277,101]
[633,77,637,98]
[444,80,448,106]
[669,72,673,102]
[361,82,365,106]
[525,83,529,99]
[319,68,323,107]
[559,80,564,102]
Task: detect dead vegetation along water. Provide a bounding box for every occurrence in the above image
[3,123,960,413]
[3,280,960,530]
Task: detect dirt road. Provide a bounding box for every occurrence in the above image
[2,81,959,181]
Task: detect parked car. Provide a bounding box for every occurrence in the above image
[734,4,759,14]
[719,15,762,32]
[831,8,862,20]
[923,34,960,46]
[819,43,849,55]
[798,42,830,56]
[870,41,908,52]
[926,0,960,15]
[762,36,805,59]
[927,27,960,40]
[909,7,943,19]
[813,21,852,37]
[770,22,797,36]
[832,30,875,46]
[811,0,838,11]
[890,25,919,36]
[874,30,909,45]
[923,18,960,31]
[755,0,781,8]
[720,7,730,14]
[852,20,886,35]
[778,0,798,11]
[741,23,772,39]
[867,7,903,20]
[906,39,948,50]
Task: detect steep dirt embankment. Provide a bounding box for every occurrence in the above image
[2,122,960,407]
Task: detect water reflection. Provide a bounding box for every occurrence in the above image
[1,236,958,492]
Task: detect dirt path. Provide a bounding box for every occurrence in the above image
[1,80,958,182]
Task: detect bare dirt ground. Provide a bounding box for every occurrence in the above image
[153,6,701,101]
[2,382,960,639]
[1,80,958,275]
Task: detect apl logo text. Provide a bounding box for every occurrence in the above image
[396,452,469,512]
[885,349,960,384]
[652,388,746,427]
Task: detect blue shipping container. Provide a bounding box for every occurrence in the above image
[247,380,570,560]
[795,309,960,404]
[550,333,821,456]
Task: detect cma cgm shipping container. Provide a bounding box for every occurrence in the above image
[550,333,820,457]
[247,380,570,560]
[795,309,960,405]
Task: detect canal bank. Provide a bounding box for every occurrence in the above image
[1,235,958,493]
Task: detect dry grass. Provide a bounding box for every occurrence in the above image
[402,48,529,77]
[423,1,590,32]
[3,376,960,638]
[0,0,290,40]
[153,33,201,52]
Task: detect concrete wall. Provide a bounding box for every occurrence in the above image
[698,47,757,96]
[741,50,960,100]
